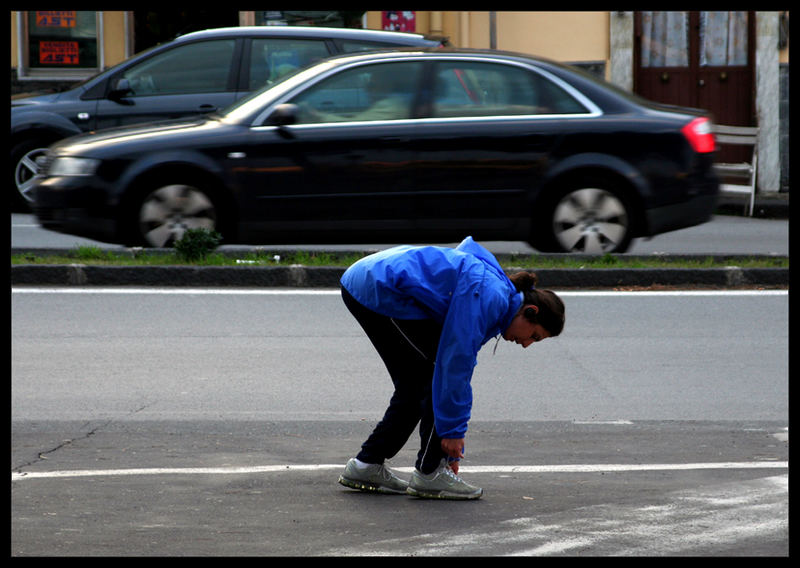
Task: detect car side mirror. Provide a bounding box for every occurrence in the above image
[268,103,298,127]
[108,78,133,104]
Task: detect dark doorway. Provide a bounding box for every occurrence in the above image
[134,10,240,53]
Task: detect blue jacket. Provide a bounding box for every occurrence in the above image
[340,236,522,439]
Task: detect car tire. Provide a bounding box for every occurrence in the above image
[536,177,634,254]
[11,138,54,211]
[128,180,228,248]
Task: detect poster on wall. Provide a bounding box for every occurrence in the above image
[39,41,80,64]
[382,11,415,32]
[36,11,77,28]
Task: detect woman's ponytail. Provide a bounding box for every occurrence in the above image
[507,271,565,337]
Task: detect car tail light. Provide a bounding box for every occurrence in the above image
[681,117,715,153]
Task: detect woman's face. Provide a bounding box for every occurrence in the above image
[503,306,551,348]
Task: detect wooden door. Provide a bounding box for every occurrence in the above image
[634,11,755,162]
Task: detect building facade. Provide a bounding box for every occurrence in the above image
[11,10,789,191]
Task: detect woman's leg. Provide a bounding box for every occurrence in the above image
[341,287,442,467]
[416,390,446,474]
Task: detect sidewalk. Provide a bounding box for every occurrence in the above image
[717,190,789,219]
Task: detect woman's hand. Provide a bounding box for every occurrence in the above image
[441,437,464,459]
[441,438,465,475]
[442,438,464,457]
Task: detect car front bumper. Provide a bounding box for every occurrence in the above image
[31,176,121,244]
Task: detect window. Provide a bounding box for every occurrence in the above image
[431,61,587,118]
[121,40,236,96]
[248,38,331,90]
[640,12,689,68]
[289,62,422,124]
[27,11,98,70]
[699,11,748,67]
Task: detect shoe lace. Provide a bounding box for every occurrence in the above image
[379,462,398,482]
[441,461,462,482]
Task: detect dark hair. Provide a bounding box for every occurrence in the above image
[508,271,565,337]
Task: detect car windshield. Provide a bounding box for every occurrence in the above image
[221,59,340,123]
[63,42,167,94]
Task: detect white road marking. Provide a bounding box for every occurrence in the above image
[324,474,788,556]
[558,290,788,297]
[11,461,787,482]
[11,287,340,295]
[773,427,789,442]
[10,287,789,297]
[12,464,342,481]
[572,419,633,425]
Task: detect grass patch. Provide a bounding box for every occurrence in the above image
[10,247,788,269]
[501,252,789,269]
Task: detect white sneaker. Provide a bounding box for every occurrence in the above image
[407,459,483,500]
[338,458,409,495]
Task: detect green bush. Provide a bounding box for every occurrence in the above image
[174,228,222,262]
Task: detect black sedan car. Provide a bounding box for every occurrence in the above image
[31,48,720,254]
[11,26,446,209]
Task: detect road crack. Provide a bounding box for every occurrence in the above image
[12,402,155,472]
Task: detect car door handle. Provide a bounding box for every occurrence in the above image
[198,104,217,113]
[378,136,410,143]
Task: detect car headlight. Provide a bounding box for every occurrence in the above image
[49,156,101,177]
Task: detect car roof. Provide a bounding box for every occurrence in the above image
[175,25,444,46]
[312,46,556,66]
[299,46,578,79]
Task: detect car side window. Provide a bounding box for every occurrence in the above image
[248,39,332,90]
[431,61,588,118]
[337,39,407,53]
[121,40,236,96]
[289,61,422,124]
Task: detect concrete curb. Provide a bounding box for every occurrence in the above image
[10,264,789,289]
[716,191,789,219]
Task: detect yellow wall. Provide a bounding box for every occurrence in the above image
[102,11,128,67]
[10,11,18,67]
[366,11,609,63]
[495,12,608,61]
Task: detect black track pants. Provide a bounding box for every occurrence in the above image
[341,286,446,474]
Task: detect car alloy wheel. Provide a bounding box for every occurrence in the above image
[12,142,50,208]
[551,186,631,254]
[138,184,217,247]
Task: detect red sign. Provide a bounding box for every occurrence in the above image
[40,41,80,65]
[36,11,77,28]
[382,11,416,33]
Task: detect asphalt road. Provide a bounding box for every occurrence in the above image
[10,212,790,255]
[11,287,788,556]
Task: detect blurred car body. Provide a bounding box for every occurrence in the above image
[31,48,720,253]
[11,26,447,209]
